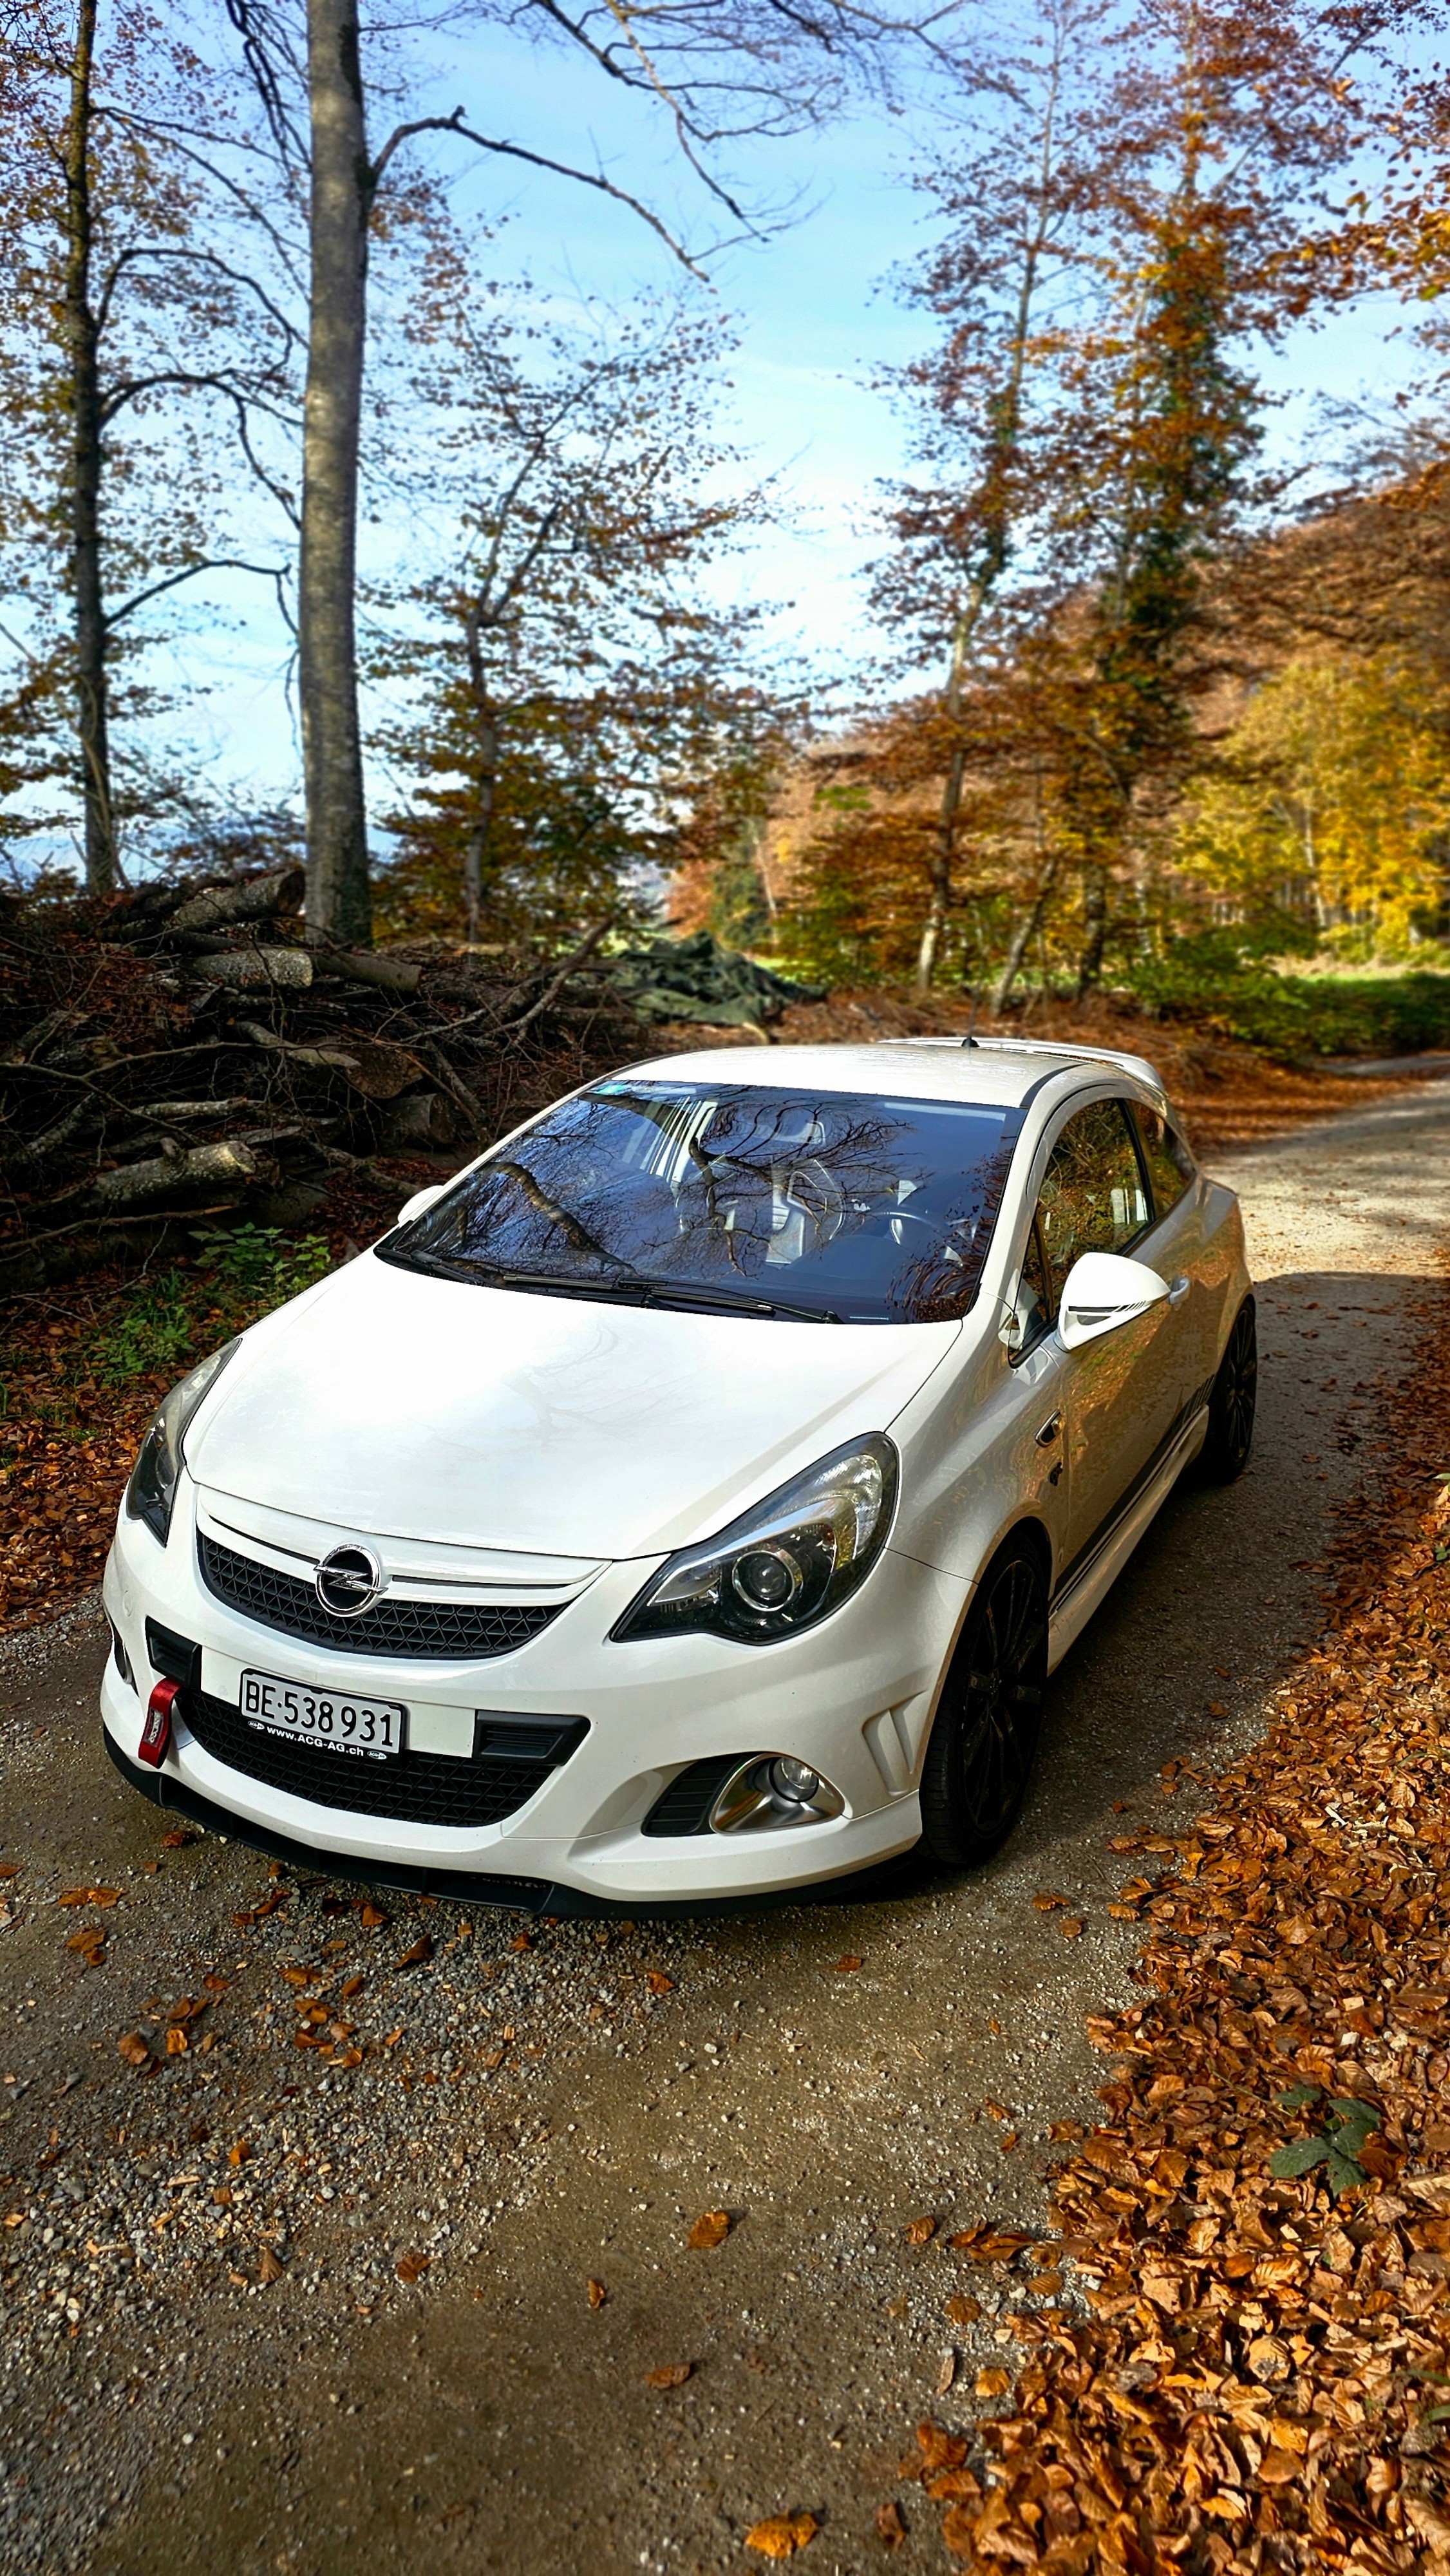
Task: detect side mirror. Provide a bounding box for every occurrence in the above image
[1058,1251,1169,1351]
[396,1182,447,1228]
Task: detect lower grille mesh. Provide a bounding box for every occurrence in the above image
[183,1690,574,1829]
[198,1534,563,1661]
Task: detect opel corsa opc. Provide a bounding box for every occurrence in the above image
[102,1037,1256,1910]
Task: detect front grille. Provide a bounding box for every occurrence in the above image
[198,1534,564,1662]
[182,1689,581,1829]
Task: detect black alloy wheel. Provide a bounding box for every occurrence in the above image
[919,1539,1049,1868]
[1200,1295,1257,1484]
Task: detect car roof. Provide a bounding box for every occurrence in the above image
[617,1036,1167,1110]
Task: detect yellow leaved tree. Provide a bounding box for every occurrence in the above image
[1176,656,1450,951]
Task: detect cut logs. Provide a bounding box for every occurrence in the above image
[0,873,822,1302]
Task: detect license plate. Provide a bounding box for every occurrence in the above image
[240,1669,406,1760]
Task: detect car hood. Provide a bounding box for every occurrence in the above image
[186,1251,963,1560]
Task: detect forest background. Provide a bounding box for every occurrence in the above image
[6,0,1450,1050]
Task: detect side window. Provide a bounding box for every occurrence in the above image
[1006,1215,1053,1355]
[1132,1103,1195,1222]
[1035,1100,1149,1317]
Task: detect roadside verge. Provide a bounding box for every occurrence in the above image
[903,1264,1450,2570]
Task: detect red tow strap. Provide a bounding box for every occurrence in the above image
[138,1676,180,1768]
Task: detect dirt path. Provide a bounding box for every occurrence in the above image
[4,1078,1449,2576]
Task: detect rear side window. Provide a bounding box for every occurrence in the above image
[1132,1103,1195,1221]
[1035,1099,1149,1315]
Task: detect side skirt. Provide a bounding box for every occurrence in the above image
[1046,1405,1209,1673]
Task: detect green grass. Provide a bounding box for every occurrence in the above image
[1129,936,1450,1059]
[86,1227,332,1387]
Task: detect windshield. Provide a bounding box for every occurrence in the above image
[381,1080,1018,1324]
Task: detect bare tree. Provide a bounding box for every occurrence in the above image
[0,3,294,891]
[223,0,960,945]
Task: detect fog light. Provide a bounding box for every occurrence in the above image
[731,1546,803,1615]
[708,1755,845,1832]
[768,1756,820,1803]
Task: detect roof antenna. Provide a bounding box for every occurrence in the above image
[961,987,980,1049]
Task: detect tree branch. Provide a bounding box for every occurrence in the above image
[367,109,708,278]
[105,558,290,630]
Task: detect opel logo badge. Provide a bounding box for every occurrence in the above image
[315,1543,384,1620]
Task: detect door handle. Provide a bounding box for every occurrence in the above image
[1035,1412,1062,1446]
[1167,1274,1191,1305]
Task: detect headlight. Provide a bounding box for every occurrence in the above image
[124,1341,240,1546]
[612,1434,898,1646]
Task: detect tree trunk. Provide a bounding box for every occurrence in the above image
[1076,860,1110,996]
[993,851,1060,1012]
[462,608,498,945]
[299,0,373,946]
[61,0,117,895]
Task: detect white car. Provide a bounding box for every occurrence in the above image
[102,1036,1254,1912]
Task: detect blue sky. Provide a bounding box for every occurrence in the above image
[156,14,1429,819]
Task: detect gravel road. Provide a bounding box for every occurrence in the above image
[3,1075,1449,2576]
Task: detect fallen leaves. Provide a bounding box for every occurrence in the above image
[59,1885,118,1908]
[645,2362,692,2389]
[256,2245,284,2285]
[117,2032,149,2067]
[687,2210,731,2250]
[903,2215,936,2246]
[359,1901,388,1929]
[646,1969,674,1994]
[586,2278,607,2309]
[874,2499,907,2550]
[743,2512,817,2558]
[65,1924,107,1966]
[905,1283,1450,2576]
[396,2251,431,2284]
[831,1954,863,1973]
[396,1935,433,1968]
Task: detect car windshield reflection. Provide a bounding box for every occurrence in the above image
[380,1081,1017,1324]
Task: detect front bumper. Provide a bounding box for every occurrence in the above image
[102,1479,967,1907]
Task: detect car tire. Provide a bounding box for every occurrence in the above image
[918,1537,1048,1870]
[1200,1296,1257,1483]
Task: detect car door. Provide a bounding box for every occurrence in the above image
[1031,1096,1185,1574]
[1127,1099,1218,1411]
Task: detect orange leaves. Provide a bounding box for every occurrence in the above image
[645,2361,692,2389]
[687,2210,730,2250]
[586,2278,607,2309]
[256,2245,285,2286]
[396,2251,431,2284]
[646,1969,674,1994]
[59,1885,118,1908]
[903,2215,936,2247]
[396,1935,433,1969]
[117,2032,149,2067]
[65,1924,107,1966]
[359,1901,388,1930]
[831,1955,862,1973]
[901,1298,1450,2576]
[743,2513,816,2558]
[874,2499,907,2550]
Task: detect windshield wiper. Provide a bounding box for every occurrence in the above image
[383,1243,840,1321]
[626,1275,842,1324]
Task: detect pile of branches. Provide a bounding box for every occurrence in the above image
[0,869,672,1297]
